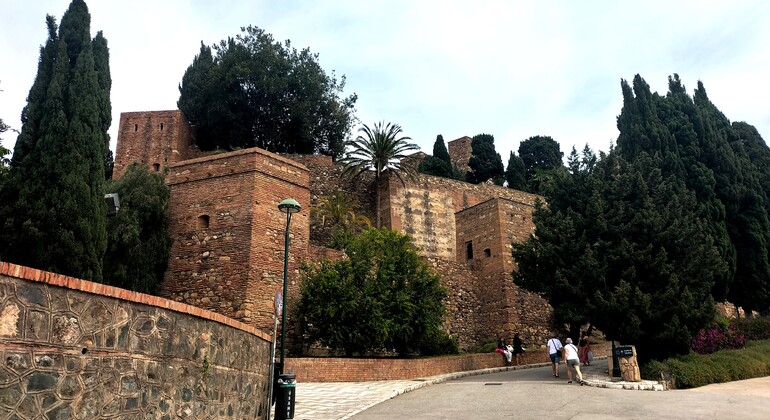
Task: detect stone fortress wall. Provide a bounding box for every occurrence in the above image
[0,262,271,419]
[114,110,555,351]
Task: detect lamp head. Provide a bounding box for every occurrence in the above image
[278,198,301,214]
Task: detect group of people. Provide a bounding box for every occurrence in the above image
[546,332,593,385]
[496,333,526,365]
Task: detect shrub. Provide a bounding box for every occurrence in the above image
[642,339,770,389]
[690,322,746,354]
[731,316,770,341]
[418,329,459,356]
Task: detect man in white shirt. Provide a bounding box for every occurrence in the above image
[546,333,563,378]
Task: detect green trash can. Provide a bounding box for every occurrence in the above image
[275,373,296,420]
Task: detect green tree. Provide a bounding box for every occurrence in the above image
[298,228,453,356]
[0,82,12,178]
[418,134,453,178]
[178,26,357,159]
[0,0,108,281]
[468,133,504,184]
[518,135,563,194]
[339,121,419,228]
[310,191,371,248]
[102,164,171,294]
[505,151,526,190]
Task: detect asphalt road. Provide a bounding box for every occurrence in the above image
[350,365,770,420]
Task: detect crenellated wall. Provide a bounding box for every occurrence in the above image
[0,262,272,419]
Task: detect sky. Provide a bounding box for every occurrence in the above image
[2,0,770,163]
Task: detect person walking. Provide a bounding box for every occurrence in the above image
[564,338,585,385]
[513,333,525,365]
[579,335,592,366]
[546,333,563,377]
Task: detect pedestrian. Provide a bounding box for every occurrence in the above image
[546,333,563,377]
[579,335,592,366]
[497,336,512,365]
[513,332,525,365]
[564,337,585,385]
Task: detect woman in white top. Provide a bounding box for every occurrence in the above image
[563,337,585,385]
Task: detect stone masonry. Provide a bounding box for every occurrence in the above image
[114,110,555,352]
[159,148,310,333]
[0,262,272,419]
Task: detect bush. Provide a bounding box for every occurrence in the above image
[418,329,459,356]
[731,316,770,341]
[475,338,499,354]
[690,321,746,354]
[642,339,770,389]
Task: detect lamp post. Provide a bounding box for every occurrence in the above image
[278,198,301,374]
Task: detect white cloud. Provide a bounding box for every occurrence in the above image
[2,0,770,164]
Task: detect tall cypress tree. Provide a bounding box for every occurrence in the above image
[505,151,526,190]
[418,135,452,178]
[468,133,504,184]
[0,0,108,281]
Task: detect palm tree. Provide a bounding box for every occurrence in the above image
[311,191,371,231]
[339,121,420,228]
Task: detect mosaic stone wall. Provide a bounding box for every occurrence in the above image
[0,264,272,419]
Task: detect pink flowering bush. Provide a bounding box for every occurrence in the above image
[690,322,746,354]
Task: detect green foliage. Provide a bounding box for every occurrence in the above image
[102,164,171,294]
[467,133,504,184]
[298,228,451,356]
[0,0,108,281]
[418,134,468,181]
[641,339,770,388]
[310,191,370,248]
[514,73,770,363]
[339,121,420,228]
[518,136,565,195]
[178,26,357,159]
[505,151,526,190]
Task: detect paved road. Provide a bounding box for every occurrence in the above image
[350,365,770,420]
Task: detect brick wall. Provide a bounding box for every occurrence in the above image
[447,136,472,173]
[113,110,203,179]
[286,342,611,382]
[159,148,310,334]
[0,262,271,419]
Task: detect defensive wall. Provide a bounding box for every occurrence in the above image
[114,110,554,353]
[0,262,272,419]
[159,147,310,333]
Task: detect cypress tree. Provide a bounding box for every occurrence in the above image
[505,151,526,190]
[418,135,452,178]
[468,133,504,184]
[0,0,108,281]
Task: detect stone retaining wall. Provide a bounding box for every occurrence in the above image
[0,263,273,419]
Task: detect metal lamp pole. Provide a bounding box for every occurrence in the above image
[278,198,301,374]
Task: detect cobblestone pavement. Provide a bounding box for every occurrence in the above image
[292,357,664,420]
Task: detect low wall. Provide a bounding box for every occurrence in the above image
[286,342,611,382]
[0,262,273,419]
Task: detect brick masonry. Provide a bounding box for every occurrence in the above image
[113,110,555,355]
[159,148,310,334]
[0,262,272,419]
[286,342,612,382]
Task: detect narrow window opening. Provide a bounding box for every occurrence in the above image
[160,123,164,131]
[152,163,160,172]
[134,124,138,132]
[197,215,210,229]
[484,248,491,257]
[465,241,473,260]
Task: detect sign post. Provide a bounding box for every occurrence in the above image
[267,286,283,420]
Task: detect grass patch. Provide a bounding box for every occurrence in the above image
[641,339,770,389]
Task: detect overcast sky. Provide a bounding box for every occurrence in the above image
[2,0,770,163]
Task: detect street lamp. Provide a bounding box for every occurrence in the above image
[278,198,301,373]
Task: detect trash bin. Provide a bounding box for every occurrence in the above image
[275,373,296,420]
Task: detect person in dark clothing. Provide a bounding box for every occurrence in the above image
[512,333,525,365]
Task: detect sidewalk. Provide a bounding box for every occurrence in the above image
[293,357,664,420]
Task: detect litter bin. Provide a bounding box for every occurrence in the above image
[275,373,296,420]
